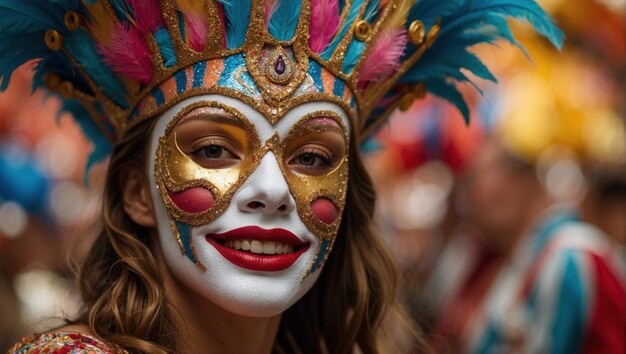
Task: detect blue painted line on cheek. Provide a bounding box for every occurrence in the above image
[309,239,330,274]
[175,220,197,264]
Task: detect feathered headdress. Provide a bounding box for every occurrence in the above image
[0,0,563,167]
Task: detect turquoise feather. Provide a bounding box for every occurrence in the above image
[341,0,380,73]
[155,28,177,68]
[321,0,365,60]
[64,30,129,107]
[218,0,252,49]
[61,100,112,177]
[268,0,301,41]
[393,0,564,125]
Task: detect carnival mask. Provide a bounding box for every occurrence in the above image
[149,94,350,317]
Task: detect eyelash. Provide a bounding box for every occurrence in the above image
[190,139,236,159]
[295,148,334,168]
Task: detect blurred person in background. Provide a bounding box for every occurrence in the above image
[427,7,626,351]
[581,166,626,275]
[365,97,488,333]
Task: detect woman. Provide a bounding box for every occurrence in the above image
[3,0,561,353]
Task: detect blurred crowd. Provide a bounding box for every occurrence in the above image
[366,0,625,352]
[0,0,624,352]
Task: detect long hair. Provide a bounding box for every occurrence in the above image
[71,118,427,353]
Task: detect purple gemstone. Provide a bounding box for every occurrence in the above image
[275,56,286,75]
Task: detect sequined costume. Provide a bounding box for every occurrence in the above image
[8,333,114,354]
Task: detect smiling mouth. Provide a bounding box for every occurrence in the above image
[205,226,310,271]
[219,239,296,255]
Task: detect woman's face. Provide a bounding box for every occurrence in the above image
[148,94,350,317]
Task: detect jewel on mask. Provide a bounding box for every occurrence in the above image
[266,47,294,85]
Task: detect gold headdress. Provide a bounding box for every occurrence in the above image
[0,0,562,164]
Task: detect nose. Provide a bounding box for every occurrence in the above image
[236,152,296,215]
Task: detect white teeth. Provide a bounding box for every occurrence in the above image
[250,240,263,254]
[222,239,296,255]
[263,241,276,254]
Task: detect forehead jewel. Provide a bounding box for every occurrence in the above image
[0,0,562,168]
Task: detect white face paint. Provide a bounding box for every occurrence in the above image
[148,94,350,317]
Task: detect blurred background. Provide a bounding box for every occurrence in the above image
[0,0,624,352]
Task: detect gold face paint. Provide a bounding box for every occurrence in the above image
[155,100,350,275]
[276,112,350,242]
[155,101,262,226]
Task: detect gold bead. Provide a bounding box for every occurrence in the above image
[64,11,81,31]
[413,82,427,99]
[45,73,61,91]
[408,20,426,46]
[45,29,63,51]
[59,81,74,99]
[399,92,416,111]
[425,24,441,49]
[353,20,371,41]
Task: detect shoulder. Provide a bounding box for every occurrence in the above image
[7,331,116,354]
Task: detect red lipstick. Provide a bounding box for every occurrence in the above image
[206,226,310,272]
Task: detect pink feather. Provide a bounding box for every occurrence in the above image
[127,0,164,34]
[264,0,279,26]
[309,0,340,54]
[185,12,208,51]
[358,28,408,89]
[98,23,154,85]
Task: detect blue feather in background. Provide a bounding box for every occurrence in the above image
[0,0,115,170]
[398,0,564,124]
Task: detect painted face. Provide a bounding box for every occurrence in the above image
[148,94,350,317]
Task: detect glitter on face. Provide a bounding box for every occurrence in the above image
[154,96,350,277]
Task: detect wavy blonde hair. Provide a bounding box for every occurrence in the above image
[70,118,428,353]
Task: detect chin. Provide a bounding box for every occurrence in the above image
[159,227,322,318]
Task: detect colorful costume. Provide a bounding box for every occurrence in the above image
[8,333,114,354]
[0,0,562,352]
[428,32,626,353]
[433,208,625,354]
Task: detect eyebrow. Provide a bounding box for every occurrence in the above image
[178,106,246,128]
[301,117,345,134]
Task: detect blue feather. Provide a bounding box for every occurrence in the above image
[425,78,470,124]
[219,0,252,49]
[442,0,564,49]
[408,0,463,29]
[342,40,365,73]
[395,0,564,125]
[61,100,112,176]
[0,34,52,90]
[321,0,365,60]
[155,27,177,68]
[268,0,301,41]
[363,0,380,22]
[64,29,129,107]
[341,0,380,73]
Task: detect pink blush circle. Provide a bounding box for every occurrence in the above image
[167,187,214,213]
[310,198,339,224]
